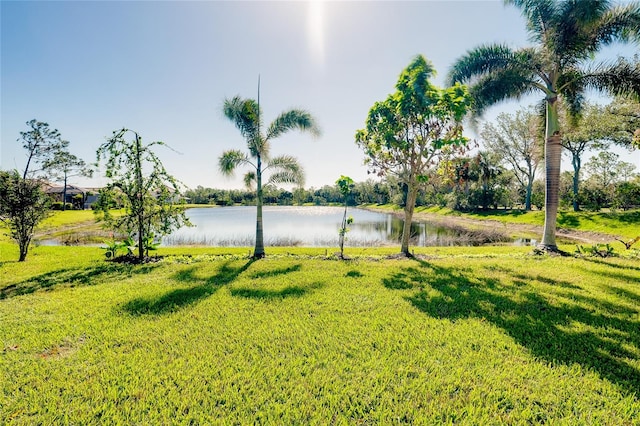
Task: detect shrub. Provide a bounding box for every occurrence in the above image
[51,202,73,210]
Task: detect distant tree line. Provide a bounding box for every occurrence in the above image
[183,179,392,207]
[184,159,639,214]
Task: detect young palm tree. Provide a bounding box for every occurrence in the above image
[448,0,640,251]
[219,96,320,258]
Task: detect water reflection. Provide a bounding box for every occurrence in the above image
[163,206,512,247]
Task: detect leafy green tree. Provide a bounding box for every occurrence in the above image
[472,151,503,210]
[356,55,471,256]
[292,187,307,205]
[606,94,640,149]
[561,100,638,211]
[18,119,68,179]
[616,161,638,182]
[614,180,640,210]
[561,103,609,211]
[448,0,640,251]
[0,170,51,261]
[0,119,69,261]
[42,149,93,211]
[219,96,320,259]
[336,175,354,259]
[582,151,637,209]
[585,151,621,189]
[480,107,543,210]
[96,128,190,263]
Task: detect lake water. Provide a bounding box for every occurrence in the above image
[163,206,515,247]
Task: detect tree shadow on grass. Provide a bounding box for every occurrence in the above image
[602,210,640,224]
[231,282,324,300]
[121,259,254,315]
[384,258,640,396]
[557,212,581,228]
[1,263,160,300]
[249,264,302,279]
[601,284,640,306]
[0,259,19,268]
[511,273,582,290]
[581,256,640,272]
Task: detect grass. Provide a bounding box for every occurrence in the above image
[368,204,640,241]
[29,209,122,245]
[1,242,639,424]
[38,209,102,229]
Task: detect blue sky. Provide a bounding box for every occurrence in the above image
[1,1,638,190]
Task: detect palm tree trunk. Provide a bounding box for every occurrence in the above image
[540,98,561,251]
[400,184,418,256]
[254,157,265,259]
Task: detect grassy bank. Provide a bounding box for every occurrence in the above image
[1,243,639,424]
[31,209,118,245]
[366,204,640,241]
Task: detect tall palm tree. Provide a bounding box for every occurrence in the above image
[219,96,320,258]
[448,0,640,251]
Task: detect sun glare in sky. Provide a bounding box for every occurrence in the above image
[307,0,325,65]
[2,1,638,190]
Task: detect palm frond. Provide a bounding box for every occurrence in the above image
[468,67,541,117]
[268,171,305,187]
[532,99,548,139]
[248,136,269,160]
[243,171,256,189]
[266,155,305,186]
[218,149,250,176]
[590,2,640,47]
[555,0,611,49]
[578,58,640,100]
[265,155,302,172]
[505,0,558,44]
[222,96,261,142]
[449,46,544,91]
[557,67,587,119]
[266,109,321,140]
[554,0,640,62]
[448,44,518,85]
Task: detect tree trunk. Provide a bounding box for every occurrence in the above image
[400,184,418,256]
[254,157,265,259]
[525,179,533,211]
[539,98,561,251]
[134,133,145,262]
[18,239,28,262]
[62,174,68,211]
[524,162,534,211]
[138,212,144,262]
[572,154,581,212]
[339,203,347,258]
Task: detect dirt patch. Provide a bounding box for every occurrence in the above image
[34,220,114,245]
[39,335,88,359]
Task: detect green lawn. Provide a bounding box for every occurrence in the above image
[1,243,639,424]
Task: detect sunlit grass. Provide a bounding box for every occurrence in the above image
[38,209,102,229]
[1,244,639,423]
[368,204,640,240]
